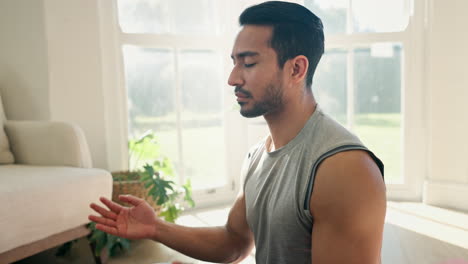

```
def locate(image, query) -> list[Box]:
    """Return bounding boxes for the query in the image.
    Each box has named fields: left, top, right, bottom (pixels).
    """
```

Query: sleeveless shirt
left=242, top=107, right=384, bottom=263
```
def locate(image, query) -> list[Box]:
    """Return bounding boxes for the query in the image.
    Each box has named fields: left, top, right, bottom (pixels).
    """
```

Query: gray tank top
left=242, top=107, right=384, bottom=263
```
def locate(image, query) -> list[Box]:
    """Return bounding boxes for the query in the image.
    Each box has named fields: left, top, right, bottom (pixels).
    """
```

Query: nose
left=228, top=65, right=243, bottom=87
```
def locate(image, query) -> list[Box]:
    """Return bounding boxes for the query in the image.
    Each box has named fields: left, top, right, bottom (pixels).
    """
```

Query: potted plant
left=57, top=131, right=195, bottom=262
left=112, top=130, right=195, bottom=222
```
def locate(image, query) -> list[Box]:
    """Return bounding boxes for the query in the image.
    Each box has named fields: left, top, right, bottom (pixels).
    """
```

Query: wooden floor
left=382, top=223, right=468, bottom=264
left=14, top=203, right=468, bottom=264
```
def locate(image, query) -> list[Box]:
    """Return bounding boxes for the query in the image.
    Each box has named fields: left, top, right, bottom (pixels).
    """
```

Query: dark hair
left=239, top=1, right=324, bottom=89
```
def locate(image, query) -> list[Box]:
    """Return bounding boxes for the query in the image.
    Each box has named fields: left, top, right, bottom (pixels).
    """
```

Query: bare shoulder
left=310, top=150, right=386, bottom=226
left=309, top=150, right=386, bottom=263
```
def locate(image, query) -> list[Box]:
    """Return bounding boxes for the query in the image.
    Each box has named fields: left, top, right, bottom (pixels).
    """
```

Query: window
left=115, top=0, right=240, bottom=205
left=304, top=0, right=426, bottom=200
left=314, top=44, right=403, bottom=182
left=102, top=0, right=425, bottom=203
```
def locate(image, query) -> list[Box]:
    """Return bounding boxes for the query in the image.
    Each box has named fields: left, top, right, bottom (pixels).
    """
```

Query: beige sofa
left=0, top=96, right=112, bottom=263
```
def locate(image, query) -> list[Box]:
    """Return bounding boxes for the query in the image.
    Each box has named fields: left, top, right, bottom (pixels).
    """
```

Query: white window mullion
left=326, top=32, right=406, bottom=49
left=346, top=49, right=355, bottom=130
left=385, top=0, right=426, bottom=200
left=347, top=0, right=353, bottom=34
left=174, top=48, right=185, bottom=185
left=120, top=33, right=225, bottom=50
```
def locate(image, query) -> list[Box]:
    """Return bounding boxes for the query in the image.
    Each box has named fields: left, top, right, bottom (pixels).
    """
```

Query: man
left=89, top=1, right=386, bottom=263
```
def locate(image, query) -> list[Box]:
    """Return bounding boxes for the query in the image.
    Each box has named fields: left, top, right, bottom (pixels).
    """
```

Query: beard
left=237, top=82, right=284, bottom=118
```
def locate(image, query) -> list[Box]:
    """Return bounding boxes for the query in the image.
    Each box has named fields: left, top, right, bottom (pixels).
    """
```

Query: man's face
left=228, top=25, right=285, bottom=118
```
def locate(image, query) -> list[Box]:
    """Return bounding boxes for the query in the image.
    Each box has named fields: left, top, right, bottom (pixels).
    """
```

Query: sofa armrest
left=4, top=121, right=93, bottom=168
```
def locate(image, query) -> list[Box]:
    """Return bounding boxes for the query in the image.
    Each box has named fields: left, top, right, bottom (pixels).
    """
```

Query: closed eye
left=244, top=63, right=256, bottom=68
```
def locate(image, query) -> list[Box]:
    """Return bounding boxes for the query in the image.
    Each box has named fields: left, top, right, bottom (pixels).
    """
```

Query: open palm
left=89, top=195, right=159, bottom=240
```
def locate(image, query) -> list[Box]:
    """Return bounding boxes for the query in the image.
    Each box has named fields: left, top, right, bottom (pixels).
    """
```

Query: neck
left=264, top=91, right=317, bottom=152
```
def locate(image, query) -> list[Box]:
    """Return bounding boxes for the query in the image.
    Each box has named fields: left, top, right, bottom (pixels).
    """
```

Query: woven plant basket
left=112, top=172, right=161, bottom=214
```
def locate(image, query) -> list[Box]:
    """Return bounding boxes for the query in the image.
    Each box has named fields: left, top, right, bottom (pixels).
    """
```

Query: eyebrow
left=230, top=51, right=260, bottom=60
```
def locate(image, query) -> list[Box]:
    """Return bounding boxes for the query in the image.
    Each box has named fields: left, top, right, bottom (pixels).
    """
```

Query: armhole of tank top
left=302, top=145, right=375, bottom=212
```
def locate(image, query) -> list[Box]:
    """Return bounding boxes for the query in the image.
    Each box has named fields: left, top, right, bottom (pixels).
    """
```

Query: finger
left=90, top=203, right=118, bottom=220
left=118, top=194, right=144, bottom=207
left=100, top=197, right=122, bottom=213
left=88, top=215, right=117, bottom=227
left=95, top=223, right=119, bottom=237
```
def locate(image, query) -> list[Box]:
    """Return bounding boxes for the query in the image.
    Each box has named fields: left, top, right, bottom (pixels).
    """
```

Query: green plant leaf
left=119, top=238, right=131, bottom=250
left=110, top=243, right=120, bottom=257
left=143, top=180, right=153, bottom=188
left=159, top=204, right=179, bottom=223
left=153, top=159, right=162, bottom=169
left=143, top=164, right=155, bottom=178
left=93, top=231, right=107, bottom=257
left=134, top=130, right=155, bottom=145
left=161, top=157, right=175, bottom=176
left=140, top=172, right=151, bottom=181
left=105, top=234, right=118, bottom=257
left=125, top=131, right=195, bottom=226
left=183, top=179, right=196, bottom=208
left=89, top=229, right=105, bottom=244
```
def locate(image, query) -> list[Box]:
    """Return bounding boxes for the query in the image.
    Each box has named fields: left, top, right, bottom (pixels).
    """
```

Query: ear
left=289, top=55, right=309, bottom=85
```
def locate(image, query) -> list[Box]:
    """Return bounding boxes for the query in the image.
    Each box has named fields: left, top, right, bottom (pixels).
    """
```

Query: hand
left=89, top=195, right=159, bottom=240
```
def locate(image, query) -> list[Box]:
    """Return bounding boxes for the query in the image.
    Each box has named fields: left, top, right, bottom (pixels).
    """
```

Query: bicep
left=311, top=213, right=385, bottom=264
left=226, top=192, right=254, bottom=253
left=310, top=150, right=386, bottom=264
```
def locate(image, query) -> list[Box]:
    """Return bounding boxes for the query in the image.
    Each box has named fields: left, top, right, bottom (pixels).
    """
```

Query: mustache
left=234, top=86, right=252, bottom=97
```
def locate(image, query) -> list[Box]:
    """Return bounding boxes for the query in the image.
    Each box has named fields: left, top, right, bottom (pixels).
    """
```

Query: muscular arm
left=90, top=192, right=254, bottom=264
left=310, top=150, right=386, bottom=264
left=153, top=193, right=254, bottom=263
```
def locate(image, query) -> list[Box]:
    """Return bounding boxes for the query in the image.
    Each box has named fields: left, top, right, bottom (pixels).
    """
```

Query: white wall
left=424, top=0, right=468, bottom=211
left=0, top=0, right=110, bottom=169
left=43, top=0, right=109, bottom=169
left=0, top=0, right=50, bottom=120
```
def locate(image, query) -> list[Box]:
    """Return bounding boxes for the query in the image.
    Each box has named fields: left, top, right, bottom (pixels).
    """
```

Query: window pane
left=304, top=0, right=348, bottom=35
left=117, top=0, right=169, bottom=34
left=117, top=0, right=218, bottom=34
left=122, top=46, right=181, bottom=174
left=304, top=0, right=410, bottom=34
left=179, top=50, right=225, bottom=189
left=232, top=0, right=268, bottom=18
left=169, top=0, right=218, bottom=34
left=353, top=43, right=403, bottom=182
left=314, top=49, right=347, bottom=125
left=352, top=0, right=410, bottom=33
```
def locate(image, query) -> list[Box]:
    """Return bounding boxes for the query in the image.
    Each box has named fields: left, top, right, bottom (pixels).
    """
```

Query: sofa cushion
left=0, top=165, right=112, bottom=254
left=0, top=95, right=14, bottom=164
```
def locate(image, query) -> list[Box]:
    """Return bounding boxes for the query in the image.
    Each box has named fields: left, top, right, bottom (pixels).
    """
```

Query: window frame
left=300, top=0, right=427, bottom=201
left=99, top=0, right=427, bottom=205
left=100, top=0, right=247, bottom=208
